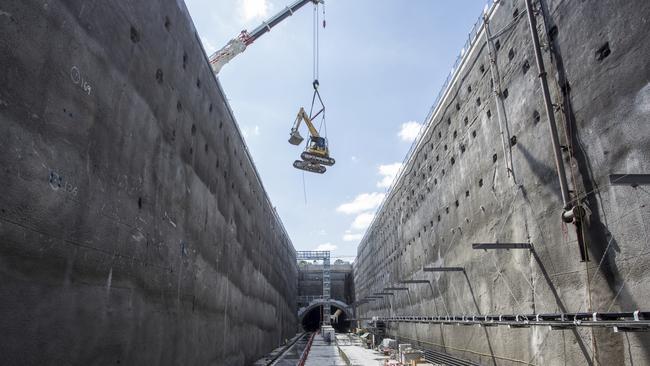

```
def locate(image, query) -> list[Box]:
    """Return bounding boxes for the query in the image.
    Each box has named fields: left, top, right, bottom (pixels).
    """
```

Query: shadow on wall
left=530, top=249, right=594, bottom=365
left=462, top=270, right=498, bottom=366
left=516, top=144, right=562, bottom=202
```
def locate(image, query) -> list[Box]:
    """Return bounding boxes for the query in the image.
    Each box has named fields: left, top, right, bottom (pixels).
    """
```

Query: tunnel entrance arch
left=298, top=299, right=354, bottom=332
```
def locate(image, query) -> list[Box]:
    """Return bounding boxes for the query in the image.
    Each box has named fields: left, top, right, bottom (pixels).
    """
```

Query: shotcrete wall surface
left=0, top=0, right=297, bottom=365
left=354, top=0, right=650, bottom=365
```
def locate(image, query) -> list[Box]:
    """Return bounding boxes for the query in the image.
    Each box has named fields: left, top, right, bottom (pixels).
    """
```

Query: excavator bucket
left=293, top=160, right=326, bottom=174
left=288, top=129, right=304, bottom=145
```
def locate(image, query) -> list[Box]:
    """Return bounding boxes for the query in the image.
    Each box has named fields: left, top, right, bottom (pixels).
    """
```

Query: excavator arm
left=288, top=105, right=335, bottom=172
left=289, top=107, right=320, bottom=145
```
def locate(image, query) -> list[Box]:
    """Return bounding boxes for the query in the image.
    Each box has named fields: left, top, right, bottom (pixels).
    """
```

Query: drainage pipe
left=524, top=0, right=572, bottom=213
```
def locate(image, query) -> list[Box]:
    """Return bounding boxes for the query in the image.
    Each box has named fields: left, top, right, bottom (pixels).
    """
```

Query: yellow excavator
left=289, top=81, right=335, bottom=174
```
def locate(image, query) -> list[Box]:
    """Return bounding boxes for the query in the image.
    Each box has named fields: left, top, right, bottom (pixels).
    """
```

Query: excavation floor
left=304, top=335, right=347, bottom=366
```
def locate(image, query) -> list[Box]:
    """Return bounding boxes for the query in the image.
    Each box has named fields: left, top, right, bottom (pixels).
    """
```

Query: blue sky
left=185, top=0, right=488, bottom=261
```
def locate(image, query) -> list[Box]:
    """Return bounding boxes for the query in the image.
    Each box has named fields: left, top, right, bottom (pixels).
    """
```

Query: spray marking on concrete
left=106, top=267, right=113, bottom=296
left=163, top=211, right=177, bottom=227
left=180, top=240, right=188, bottom=257
left=131, top=231, right=145, bottom=242
left=70, top=66, right=92, bottom=95
left=48, top=170, right=79, bottom=196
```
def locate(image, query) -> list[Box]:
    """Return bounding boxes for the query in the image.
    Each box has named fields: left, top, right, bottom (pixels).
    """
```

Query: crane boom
left=209, top=0, right=323, bottom=74
left=248, top=0, right=322, bottom=43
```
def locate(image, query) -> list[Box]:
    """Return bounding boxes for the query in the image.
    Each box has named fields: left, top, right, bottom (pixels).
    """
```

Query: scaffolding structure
left=296, top=251, right=331, bottom=325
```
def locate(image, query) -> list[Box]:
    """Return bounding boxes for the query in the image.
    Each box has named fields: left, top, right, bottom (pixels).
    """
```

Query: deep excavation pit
left=2, top=0, right=650, bottom=364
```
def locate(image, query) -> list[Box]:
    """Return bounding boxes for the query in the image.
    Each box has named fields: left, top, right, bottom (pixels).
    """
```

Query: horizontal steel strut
left=362, top=311, right=650, bottom=333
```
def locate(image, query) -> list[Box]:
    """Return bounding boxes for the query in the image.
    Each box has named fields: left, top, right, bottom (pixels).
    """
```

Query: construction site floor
left=303, top=334, right=347, bottom=366
left=302, top=333, right=389, bottom=366
left=336, top=334, right=388, bottom=365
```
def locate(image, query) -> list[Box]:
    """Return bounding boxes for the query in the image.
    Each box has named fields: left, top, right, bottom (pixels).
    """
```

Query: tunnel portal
left=300, top=304, right=351, bottom=333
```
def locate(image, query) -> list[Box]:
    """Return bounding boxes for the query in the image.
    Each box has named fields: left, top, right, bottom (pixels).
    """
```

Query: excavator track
left=293, top=160, right=326, bottom=174
left=300, top=152, right=336, bottom=166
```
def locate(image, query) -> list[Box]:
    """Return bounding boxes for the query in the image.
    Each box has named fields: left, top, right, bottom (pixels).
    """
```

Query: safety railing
left=297, top=332, right=316, bottom=366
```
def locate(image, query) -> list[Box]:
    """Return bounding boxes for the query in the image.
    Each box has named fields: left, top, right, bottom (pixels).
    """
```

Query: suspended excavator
left=208, top=0, right=333, bottom=174
left=289, top=81, right=335, bottom=174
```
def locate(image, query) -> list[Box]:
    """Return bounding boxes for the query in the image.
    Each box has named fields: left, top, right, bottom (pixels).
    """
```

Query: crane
left=289, top=81, right=335, bottom=174
left=209, top=0, right=324, bottom=74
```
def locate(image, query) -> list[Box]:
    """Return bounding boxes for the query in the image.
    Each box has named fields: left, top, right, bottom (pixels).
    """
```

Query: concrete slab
left=338, top=346, right=387, bottom=366
left=336, top=334, right=388, bottom=366
left=304, top=334, right=347, bottom=366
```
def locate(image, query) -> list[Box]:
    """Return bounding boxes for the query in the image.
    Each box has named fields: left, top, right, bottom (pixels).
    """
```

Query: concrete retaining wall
left=0, top=0, right=297, bottom=364
left=354, top=0, right=650, bottom=365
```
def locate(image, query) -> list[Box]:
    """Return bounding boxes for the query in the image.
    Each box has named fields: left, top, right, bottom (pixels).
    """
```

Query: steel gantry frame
left=296, top=251, right=331, bottom=325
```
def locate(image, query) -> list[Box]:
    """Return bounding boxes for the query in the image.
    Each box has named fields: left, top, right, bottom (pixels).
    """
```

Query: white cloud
left=336, top=192, right=385, bottom=215
left=377, top=162, right=403, bottom=188
left=239, top=0, right=269, bottom=21
left=351, top=212, right=375, bottom=230
left=343, top=232, right=364, bottom=242
left=398, top=121, right=423, bottom=142
left=315, top=243, right=337, bottom=251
